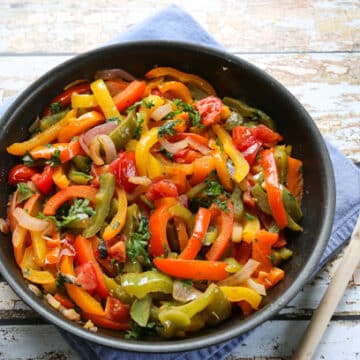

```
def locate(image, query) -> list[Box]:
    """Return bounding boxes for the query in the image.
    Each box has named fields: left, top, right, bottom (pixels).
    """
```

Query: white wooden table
left=0, top=1, right=359, bottom=359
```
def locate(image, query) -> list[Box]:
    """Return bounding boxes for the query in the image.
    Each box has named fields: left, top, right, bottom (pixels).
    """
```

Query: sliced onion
left=159, top=137, right=189, bottom=153
left=151, top=103, right=173, bottom=122
left=173, top=280, right=202, bottom=302
left=0, top=218, right=9, bottom=234
left=231, top=221, right=243, bottom=243
left=13, top=207, right=50, bottom=232
left=187, top=138, right=211, bottom=155
left=178, top=194, right=188, bottom=208
left=89, top=136, right=104, bottom=166
left=245, top=278, right=267, bottom=296
left=60, top=244, right=76, bottom=258
left=80, top=122, right=118, bottom=155
left=94, top=68, right=136, bottom=82
left=217, top=259, right=260, bottom=286
left=128, top=176, right=152, bottom=186
left=97, top=134, right=117, bottom=164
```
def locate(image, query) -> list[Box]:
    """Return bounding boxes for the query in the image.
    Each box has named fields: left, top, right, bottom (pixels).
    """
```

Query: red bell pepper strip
left=74, top=235, right=108, bottom=299
left=42, top=83, right=91, bottom=116
left=145, top=179, right=179, bottom=201
left=194, top=96, right=223, bottom=126
left=8, top=164, right=37, bottom=185
left=153, top=258, right=229, bottom=281
left=112, top=80, right=146, bottom=112
left=31, top=165, right=54, bottom=195
left=43, top=185, right=97, bottom=215
left=149, top=197, right=178, bottom=257
left=82, top=312, right=130, bottom=330
left=260, top=149, right=288, bottom=229
left=54, top=293, right=74, bottom=309
left=252, top=229, right=279, bottom=272
left=104, top=296, right=130, bottom=323
left=179, top=207, right=212, bottom=259
left=205, top=202, right=234, bottom=261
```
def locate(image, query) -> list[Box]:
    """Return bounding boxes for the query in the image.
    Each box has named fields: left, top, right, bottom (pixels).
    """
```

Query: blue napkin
left=2, top=5, right=359, bottom=360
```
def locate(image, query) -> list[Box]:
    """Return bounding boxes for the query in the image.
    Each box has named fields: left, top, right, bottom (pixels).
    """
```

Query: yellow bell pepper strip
left=102, top=187, right=127, bottom=241
left=90, top=79, right=121, bottom=120
left=20, top=246, right=40, bottom=273
left=83, top=173, right=115, bottom=238
left=121, top=271, right=173, bottom=299
left=57, top=111, right=105, bottom=143
left=60, top=255, right=105, bottom=316
left=12, top=193, right=41, bottom=265
left=43, top=185, right=98, bottom=216
left=212, top=124, right=249, bottom=183
left=206, top=202, right=234, bottom=261
left=31, top=230, right=47, bottom=267
left=219, top=286, right=262, bottom=309
left=52, top=165, right=70, bottom=190
left=213, top=143, right=233, bottom=192
left=260, top=149, right=288, bottom=229
left=149, top=197, right=178, bottom=257
left=153, top=258, right=229, bottom=281
left=145, top=67, right=216, bottom=96
left=71, top=93, right=98, bottom=109
left=7, top=109, right=76, bottom=156
left=179, top=207, right=212, bottom=260
left=147, top=153, right=164, bottom=179
left=24, top=268, right=56, bottom=285
left=135, top=127, right=159, bottom=177
left=241, top=213, right=261, bottom=243
left=138, top=95, right=165, bottom=133
left=158, top=81, right=193, bottom=104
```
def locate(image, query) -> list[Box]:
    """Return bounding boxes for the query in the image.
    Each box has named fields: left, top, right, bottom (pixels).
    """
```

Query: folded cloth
left=2, top=4, right=359, bottom=360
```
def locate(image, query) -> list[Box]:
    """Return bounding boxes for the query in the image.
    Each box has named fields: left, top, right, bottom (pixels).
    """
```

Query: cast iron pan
left=0, top=41, right=335, bottom=352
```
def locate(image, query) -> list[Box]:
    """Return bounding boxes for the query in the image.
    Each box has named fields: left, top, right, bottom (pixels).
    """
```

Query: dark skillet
left=0, top=41, right=335, bottom=352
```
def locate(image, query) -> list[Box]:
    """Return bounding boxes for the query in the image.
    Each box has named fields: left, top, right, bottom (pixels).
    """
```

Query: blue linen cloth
left=2, top=4, right=359, bottom=360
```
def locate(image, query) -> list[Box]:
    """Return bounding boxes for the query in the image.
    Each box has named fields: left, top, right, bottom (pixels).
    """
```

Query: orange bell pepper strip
left=287, top=156, right=303, bottom=204
left=57, top=111, right=105, bottom=142
left=102, top=187, right=127, bottom=241
left=59, top=139, right=84, bottom=163
left=261, top=149, right=288, bottom=229
left=60, top=255, right=105, bottom=316
left=112, top=80, right=146, bottom=112
left=52, top=165, right=70, bottom=190
left=190, top=156, right=216, bottom=185
left=252, top=229, right=279, bottom=272
left=255, top=267, right=285, bottom=290
left=82, top=312, right=130, bottom=330
left=31, top=230, right=47, bottom=267
left=158, top=81, right=193, bottom=104
left=43, top=185, right=97, bottom=216
left=45, top=246, right=61, bottom=265
left=149, top=197, right=178, bottom=257
left=74, top=235, right=108, bottom=299
left=30, top=143, right=69, bottom=159
left=7, top=109, right=76, bottom=156
left=153, top=258, right=228, bottom=281
left=206, top=202, right=234, bottom=261
left=145, top=67, right=216, bottom=96
left=179, top=207, right=212, bottom=259
left=54, top=293, right=74, bottom=309
left=173, top=217, right=189, bottom=252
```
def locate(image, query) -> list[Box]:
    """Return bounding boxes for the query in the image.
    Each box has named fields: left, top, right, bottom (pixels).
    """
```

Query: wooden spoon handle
left=294, top=214, right=360, bottom=360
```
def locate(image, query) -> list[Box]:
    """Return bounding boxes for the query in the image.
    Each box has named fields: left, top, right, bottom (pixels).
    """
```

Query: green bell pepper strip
left=71, top=155, right=91, bottom=173
left=224, top=111, right=244, bottom=131
left=231, top=185, right=244, bottom=221
left=274, top=146, right=288, bottom=185
left=109, top=110, right=138, bottom=150
left=186, top=182, right=206, bottom=199
left=39, top=110, right=69, bottom=131
left=158, top=283, right=219, bottom=338
left=202, top=284, right=231, bottom=325
left=83, top=173, right=115, bottom=238
left=121, top=271, right=173, bottom=299
left=103, top=274, right=132, bottom=304
left=169, top=204, right=195, bottom=234
left=130, top=295, right=152, bottom=327
left=282, top=186, right=303, bottom=222
left=251, top=183, right=272, bottom=215
left=222, top=97, right=275, bottom=129
left=68, top=168, right=92, bottom=184
left=122, top=203, right=141, bottom=239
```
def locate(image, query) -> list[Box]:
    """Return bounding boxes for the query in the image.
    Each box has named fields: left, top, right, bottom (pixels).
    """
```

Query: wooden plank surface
left=0, top=0, right=359, bottom=359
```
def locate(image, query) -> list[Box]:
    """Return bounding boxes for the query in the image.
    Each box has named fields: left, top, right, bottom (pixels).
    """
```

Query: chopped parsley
left=135, top=113, right=144, bottom=139
left=126, top=216, right=151, bottom=267
left=204, top=178, right=229, bottom=198
left=159, top=146, right=174, bottom=160
left=48, top=149, right=61, bottom=167
left=56, top=272, right=75, bottom=289
left=124, top=321, right=157, bottom=340
left=50, top=102, right=62, bottom=114
left=16, top=182, right=34, bottom=204
left=39, top=198, right=95, bottom=229
left=244, top=212, right=256, bottom=220
left=158, top=120, right=179, bottom=138
left=126, top=98, right=155, bottom=113
left=169, top=99, right=203, bottom=128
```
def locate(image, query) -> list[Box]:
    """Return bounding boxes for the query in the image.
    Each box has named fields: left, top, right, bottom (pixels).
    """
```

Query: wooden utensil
left=294, top=213, right=360, bottom=359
